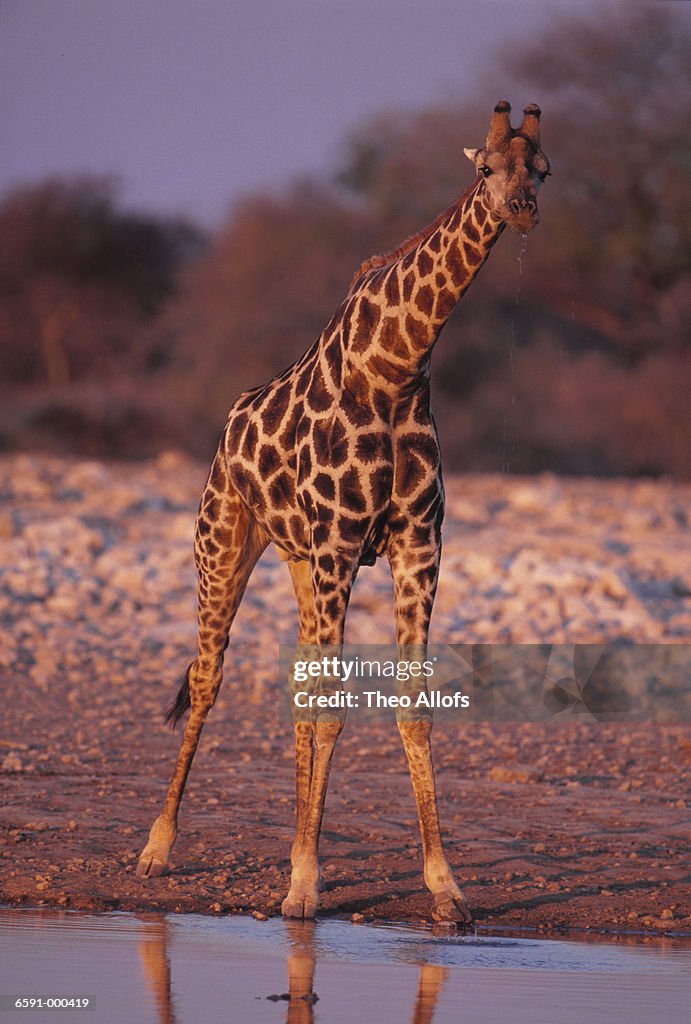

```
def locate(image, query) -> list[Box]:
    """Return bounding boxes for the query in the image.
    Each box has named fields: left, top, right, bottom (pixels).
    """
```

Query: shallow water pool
left=0, top=909, right=688, bottom=1023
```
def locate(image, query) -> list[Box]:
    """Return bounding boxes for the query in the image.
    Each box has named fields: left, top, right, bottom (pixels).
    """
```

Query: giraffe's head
left=464, top=100, right=550, bottom=234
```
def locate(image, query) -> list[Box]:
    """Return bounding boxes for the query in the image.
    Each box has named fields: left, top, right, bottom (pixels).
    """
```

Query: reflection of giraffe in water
left=279, top=932, right=449, bottom=1024
left=136, top=100, right=550, bottom=923
left=136, top=916, right=449, bottom=1024
left=137, top=917, right=176, bottom=1024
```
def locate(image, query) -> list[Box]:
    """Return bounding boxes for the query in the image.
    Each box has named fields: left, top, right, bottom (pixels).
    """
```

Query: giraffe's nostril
left=509, top=196, right=538, bottom=219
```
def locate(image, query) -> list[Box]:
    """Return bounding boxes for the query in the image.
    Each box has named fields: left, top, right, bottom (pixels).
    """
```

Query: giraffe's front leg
left=282, top=720, right=320, bottom=920
left=283, top=561, right=322, bottom=918
left=397, top=716, right=472, bottom=925
left=282, top=716, right=344, bottom=919
left=282, top=553, right=355, bottom=919
left=389, top=521, right=472, bottom=927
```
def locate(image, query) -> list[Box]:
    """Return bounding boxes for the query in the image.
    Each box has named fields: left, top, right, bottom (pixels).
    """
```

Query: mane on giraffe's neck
left=350, top=175, right=484, bottom=288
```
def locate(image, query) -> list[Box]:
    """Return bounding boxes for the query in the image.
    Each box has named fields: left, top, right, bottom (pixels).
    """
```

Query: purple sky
left=1, top=0, right=621, bottom=226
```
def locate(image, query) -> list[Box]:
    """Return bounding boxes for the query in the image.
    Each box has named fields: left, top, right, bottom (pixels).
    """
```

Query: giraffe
left=136, top=100, right=550, bottom=924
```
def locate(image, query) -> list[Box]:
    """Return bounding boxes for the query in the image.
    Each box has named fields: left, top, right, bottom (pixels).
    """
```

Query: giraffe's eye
left=480, top=165, right=493, bottom=178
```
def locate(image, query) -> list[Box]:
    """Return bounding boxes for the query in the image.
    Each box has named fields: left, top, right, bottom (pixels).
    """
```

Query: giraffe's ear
left=463, top=147, right=480, bottom=165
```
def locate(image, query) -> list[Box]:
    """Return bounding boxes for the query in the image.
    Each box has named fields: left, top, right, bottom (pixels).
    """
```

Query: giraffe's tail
left=164, top=664, right=192, bottom=728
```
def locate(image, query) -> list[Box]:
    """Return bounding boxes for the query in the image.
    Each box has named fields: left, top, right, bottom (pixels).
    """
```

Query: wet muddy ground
left=0, top=454, right=689, bottom=935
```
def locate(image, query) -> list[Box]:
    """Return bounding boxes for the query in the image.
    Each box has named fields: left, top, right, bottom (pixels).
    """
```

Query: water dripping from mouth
left=518, top=232, right=528, bottom=276
left=504, top=234, right=529, bottom=475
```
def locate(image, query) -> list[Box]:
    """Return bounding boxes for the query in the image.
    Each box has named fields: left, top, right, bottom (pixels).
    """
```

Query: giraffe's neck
left=345, top=178, right=504, bottom=388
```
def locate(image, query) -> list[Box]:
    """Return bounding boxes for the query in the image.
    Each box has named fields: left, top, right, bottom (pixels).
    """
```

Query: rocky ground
left=0, top=452, right=689, bottom=938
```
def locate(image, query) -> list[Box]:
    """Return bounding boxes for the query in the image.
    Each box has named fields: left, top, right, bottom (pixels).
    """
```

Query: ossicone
left=486, top=100, right=512, bottom=148
left=520, top=104, right=542, bottom=144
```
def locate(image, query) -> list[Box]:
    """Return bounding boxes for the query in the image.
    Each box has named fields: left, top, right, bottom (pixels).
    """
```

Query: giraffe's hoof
left=431, top=891, right=473, bottom=928
left=136, top=854, right=170, bottom=879
left=281, top=893, right=318, bottom=920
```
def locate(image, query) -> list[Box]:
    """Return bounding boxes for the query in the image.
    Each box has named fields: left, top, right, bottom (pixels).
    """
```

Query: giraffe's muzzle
left=506, top=194, right=539, bottom=233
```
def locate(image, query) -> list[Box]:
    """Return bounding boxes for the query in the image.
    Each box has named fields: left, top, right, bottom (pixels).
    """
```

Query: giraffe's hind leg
left=136, top=456, right=267, bottom=878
